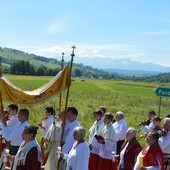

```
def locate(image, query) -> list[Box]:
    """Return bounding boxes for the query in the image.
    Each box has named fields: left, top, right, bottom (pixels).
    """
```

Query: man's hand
left=89, top=144, right=93, bottom=150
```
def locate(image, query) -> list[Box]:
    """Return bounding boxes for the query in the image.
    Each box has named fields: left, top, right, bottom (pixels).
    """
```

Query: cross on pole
left=61, top=52, right=65, bottom=70
left=61, top=52, right=65, bottom=60
left=71, top=45, right=76, bottom=58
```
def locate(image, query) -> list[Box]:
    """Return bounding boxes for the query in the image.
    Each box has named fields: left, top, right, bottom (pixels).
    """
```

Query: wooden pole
left=0, top=56, right=4, bottom=157
left=57, top=46, right=76, bottom=170
left=158, top=97, right=162, bottom=117
left=0, top=92, right=4, bottom=118
left=58, top=52, right=65, bottom=115
left=0, top=56, right=2, bottom=78
left=0, top=56, right=4, bottom=118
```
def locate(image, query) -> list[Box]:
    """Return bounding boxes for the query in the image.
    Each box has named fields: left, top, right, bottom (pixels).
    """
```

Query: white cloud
left=4, top=43, right=170, bottom=67
left=46, top=17, right=71, bottom=34
left=20, top=44, right=143, bottom=61
left=77, top=44, right=137, bottom=51
left=16, top=43, right=137, bottom=58
left=47, top=21, right=60, bottom=34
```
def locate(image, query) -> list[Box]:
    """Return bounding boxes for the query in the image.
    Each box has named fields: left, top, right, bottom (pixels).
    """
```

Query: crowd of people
left=0, top=104, right=169, bottom=170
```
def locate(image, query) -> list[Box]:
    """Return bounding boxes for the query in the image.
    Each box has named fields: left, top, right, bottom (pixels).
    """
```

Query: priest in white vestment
left=44, top=121, right=61, bottom=170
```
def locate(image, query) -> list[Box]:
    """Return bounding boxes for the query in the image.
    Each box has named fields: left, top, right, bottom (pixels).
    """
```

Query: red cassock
left=98, top=157, right=118, bottom=170
left=16, top=147, right=41, bottom=170
left=88, top=153, right=99, bottom=170
left=120, top=138, right=142, bottom=170
left=142, top=143, right=164, bottom=170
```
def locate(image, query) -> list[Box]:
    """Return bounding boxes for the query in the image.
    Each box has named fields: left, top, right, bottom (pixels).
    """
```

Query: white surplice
left=64, top=141, right=90, bottom=170
left=98, top=123, right=118, bottom=159
left=89, top=119, right=105, bottom=154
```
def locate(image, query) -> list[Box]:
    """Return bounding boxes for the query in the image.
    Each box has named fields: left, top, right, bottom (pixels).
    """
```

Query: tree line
left=9, top=60, right=60, bottom=76
left=2, top=59, right=170, bottom=83
left=72, top=67, right=170, bottom=83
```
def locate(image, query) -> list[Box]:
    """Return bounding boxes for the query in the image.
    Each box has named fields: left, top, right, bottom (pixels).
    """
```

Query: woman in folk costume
left=134, top=132, right=164, bottom=170
left=38, top=106, right=55, bottom=165
left=118, top=127, right=142, bottom=170
left=88, top=109, right=105, bottom=170
left=9, top=126, right=42, bottom=170
left=97, top=113, right=118, bottom=170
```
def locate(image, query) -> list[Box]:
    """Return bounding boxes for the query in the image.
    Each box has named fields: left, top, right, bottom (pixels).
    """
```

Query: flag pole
left=58, top=52, right=65, bottom=116
left=57, top=45, right=76, bottom=170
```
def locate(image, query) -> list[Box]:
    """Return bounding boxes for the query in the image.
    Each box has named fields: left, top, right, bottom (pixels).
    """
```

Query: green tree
left=74, top=68, right=82, bottom=77
left=36, top=66, right=45, bottom=76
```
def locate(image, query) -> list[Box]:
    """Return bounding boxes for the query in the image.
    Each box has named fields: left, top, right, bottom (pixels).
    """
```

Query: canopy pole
left=0, top=91, right=4, bottom=157
left=0, top=56, right=4, bottom=118
left=57, top=45, right=76, bottom=170
left=0, top=56, right=2, bottom=78
left=0, top=92, right=4, bottom=118
left=58, top=52, right=65, bottom=116
left=0, top=56, right=4, bottom=157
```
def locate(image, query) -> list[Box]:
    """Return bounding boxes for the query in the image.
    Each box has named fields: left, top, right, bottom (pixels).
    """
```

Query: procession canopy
left=0, top=66, right=71, bottom=104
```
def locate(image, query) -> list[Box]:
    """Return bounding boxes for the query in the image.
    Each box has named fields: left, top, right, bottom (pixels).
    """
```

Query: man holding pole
left=59, top=107, right=80, bottom=170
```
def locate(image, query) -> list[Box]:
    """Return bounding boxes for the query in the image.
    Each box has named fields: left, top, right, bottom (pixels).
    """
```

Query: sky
left=0, top=0, right=170, bottom=66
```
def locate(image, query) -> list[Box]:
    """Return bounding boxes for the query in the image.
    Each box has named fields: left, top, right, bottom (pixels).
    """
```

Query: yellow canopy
left=0, top=66, right=70, bottom=104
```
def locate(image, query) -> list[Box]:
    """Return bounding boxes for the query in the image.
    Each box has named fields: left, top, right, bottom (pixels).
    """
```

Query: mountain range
left=72, top=57, right=170, bottom=75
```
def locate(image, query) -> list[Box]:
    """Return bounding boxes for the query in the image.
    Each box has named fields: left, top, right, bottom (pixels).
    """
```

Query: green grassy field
left=2, top=75, right=170, bottom=145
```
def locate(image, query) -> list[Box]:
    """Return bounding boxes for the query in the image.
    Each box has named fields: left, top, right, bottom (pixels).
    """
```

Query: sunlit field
left=3, top=74, right=170, bottom=145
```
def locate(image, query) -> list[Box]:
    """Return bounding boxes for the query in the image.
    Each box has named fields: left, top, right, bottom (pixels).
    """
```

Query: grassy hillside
left=2, top=75, right=170, bottom=145
left=0, top=47, right=60, bottom=69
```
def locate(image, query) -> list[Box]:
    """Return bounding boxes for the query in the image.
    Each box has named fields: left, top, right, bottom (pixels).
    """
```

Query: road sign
left=154, top=86, right=170, bottom=97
